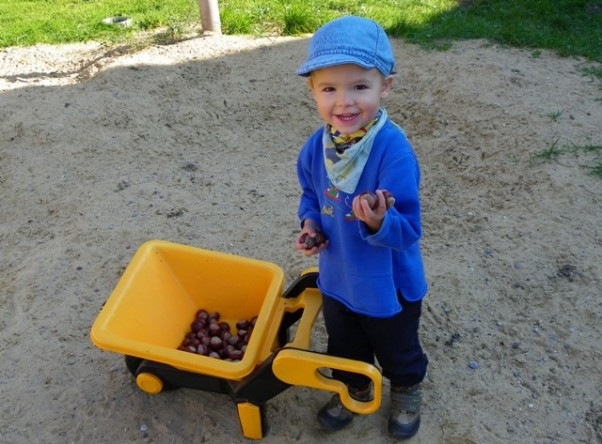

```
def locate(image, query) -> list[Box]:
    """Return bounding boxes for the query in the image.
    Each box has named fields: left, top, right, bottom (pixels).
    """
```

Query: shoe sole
left=388, top=417, right=420, bottom=440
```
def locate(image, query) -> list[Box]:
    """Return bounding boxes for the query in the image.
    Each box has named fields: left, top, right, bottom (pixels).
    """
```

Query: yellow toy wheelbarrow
left=91, top=240, right=382, bottom=439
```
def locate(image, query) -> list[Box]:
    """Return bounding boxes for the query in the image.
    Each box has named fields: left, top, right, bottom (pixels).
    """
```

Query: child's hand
left=352, top=189, right=388, bottom=233
left=295, top=219, right=328, bottom=256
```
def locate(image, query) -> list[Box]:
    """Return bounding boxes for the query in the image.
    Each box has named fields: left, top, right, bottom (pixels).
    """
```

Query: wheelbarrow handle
left=272, top=348, right=382, bottom=414
left=281, top=268, right=318, bottom=299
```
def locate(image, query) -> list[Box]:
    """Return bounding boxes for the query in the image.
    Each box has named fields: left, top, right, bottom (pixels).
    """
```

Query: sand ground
left=1, top=33, right=601, bottom=443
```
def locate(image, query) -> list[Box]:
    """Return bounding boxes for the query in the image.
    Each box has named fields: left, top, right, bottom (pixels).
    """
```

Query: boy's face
left=308, top=64, right=393, bottom=135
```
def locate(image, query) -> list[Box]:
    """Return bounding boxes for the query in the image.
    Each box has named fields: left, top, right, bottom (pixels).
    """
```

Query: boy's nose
left=336, top=91, right=354, bottom=106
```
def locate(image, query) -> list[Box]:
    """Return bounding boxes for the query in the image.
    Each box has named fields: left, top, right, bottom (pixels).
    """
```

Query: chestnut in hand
left=360, top=190, right=395, bottom=209
left=304, top=231, right=327, bottom=249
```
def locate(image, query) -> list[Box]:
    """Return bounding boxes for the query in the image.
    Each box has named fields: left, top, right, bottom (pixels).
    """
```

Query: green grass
left=532, top=138, right=564, bottom=162
left=531, top=141, right=602, bottom=179
left=547, top=110, right=565, bottom=122
left=189, top=1, right=602, bottom=63
left=1, top=0, right=601, bottom=64
left=0, top=0, right=199, bottom=47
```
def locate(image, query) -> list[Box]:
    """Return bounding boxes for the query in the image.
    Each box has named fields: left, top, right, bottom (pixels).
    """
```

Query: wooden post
left=199, top=0, right=222, bottom=34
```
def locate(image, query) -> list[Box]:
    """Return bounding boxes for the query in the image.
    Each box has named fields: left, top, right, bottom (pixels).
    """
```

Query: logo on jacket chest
left=323, top=185, right=358, bottom=221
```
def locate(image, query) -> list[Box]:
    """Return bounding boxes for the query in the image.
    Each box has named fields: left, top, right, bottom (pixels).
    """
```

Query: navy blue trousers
left=321, top=294, right=428, bottom=390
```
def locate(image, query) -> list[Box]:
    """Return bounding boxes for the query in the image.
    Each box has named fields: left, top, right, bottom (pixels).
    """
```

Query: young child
left=294, top=16, right=429, bottom=440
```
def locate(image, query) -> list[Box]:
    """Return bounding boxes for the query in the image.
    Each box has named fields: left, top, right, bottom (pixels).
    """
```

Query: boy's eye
left=322, top=86, right=335, bottom=92
left=355, top=84, right=369, bottom=90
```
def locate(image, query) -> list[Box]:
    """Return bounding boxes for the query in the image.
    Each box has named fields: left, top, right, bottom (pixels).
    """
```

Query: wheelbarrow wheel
left=125, top=355, right=164, bottom=393
left=124, top=355, right=178, bottom=392
left=136, top=372, right=165, bottom=394
left=125, top=355, right=143, bottom=376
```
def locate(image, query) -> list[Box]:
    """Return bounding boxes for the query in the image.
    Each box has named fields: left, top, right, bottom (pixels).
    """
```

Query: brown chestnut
left=304, top=231, right=326, bottom=249
left=216, top=348, right=226, bottom=359
left=224, top=344, right=236, bottom=358
left=383, top=190, right=395, bottom=208
left=360, top=192, right=378, bottom=209
left=236, top=319, right=250, bottom=330
left=190, top=320, right=204, bottom=332
left=360, top=191, right=395, bottom=210
left=196, top=309, right=209, bottom=320
left=208, top=323, right=221, bottom=336
left=209, top=336, right=223, bottom=350
left=227, top=335, right=242, bottom=347
left=229, top=349, right=244, bottom=361
left=218, top=322, right=230, bottom=332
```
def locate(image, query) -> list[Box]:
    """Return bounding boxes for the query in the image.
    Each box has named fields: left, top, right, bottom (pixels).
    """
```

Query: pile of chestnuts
left=177, top=309, right=257, bottom=361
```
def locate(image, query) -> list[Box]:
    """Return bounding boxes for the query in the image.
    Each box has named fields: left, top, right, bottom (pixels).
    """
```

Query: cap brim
left=296, top=55, right=376, bottom=77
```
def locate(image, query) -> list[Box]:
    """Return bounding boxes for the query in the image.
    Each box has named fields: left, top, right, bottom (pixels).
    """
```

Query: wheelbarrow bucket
left=91, top=240, right=285, bottom=381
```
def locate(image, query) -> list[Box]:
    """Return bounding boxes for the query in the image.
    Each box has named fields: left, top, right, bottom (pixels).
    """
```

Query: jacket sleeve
left=359, top=152, right=422, bottom=251
left=296, top=137, right=323, bottom=227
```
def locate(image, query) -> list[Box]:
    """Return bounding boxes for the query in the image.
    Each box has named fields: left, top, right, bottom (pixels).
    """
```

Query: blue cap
left=296, top=16, right=395, bottom=77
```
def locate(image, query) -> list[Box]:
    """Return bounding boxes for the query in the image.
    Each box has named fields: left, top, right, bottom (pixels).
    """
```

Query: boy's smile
left=308, top=64, right=393, bottom=135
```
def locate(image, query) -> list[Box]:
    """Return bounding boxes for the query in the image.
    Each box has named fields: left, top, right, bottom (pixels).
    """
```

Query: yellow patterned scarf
left=323, top=108, right=387, bottom=194
left=326, top=111, right=381, bottom=159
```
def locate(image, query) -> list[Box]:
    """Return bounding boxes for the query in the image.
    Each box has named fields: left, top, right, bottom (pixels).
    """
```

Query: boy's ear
left=306, top=77, right=314, bottom=92
left=306, top=77, right=318, bottom=101
left=380, top=75, right=394, bottom=99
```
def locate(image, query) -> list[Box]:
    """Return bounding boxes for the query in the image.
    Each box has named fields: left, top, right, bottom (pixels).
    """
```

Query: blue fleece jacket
left=297, top=118, right=427, bottom=317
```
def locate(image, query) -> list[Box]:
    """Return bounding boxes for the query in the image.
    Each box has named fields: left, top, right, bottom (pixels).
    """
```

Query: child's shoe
left=317, top=385, right=372, bottom=431
left=387, top=384, right=422, bottom=440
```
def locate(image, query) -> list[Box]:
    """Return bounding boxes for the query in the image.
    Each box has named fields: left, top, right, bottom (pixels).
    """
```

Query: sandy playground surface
left=1, top=32, right=601, bottom=443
